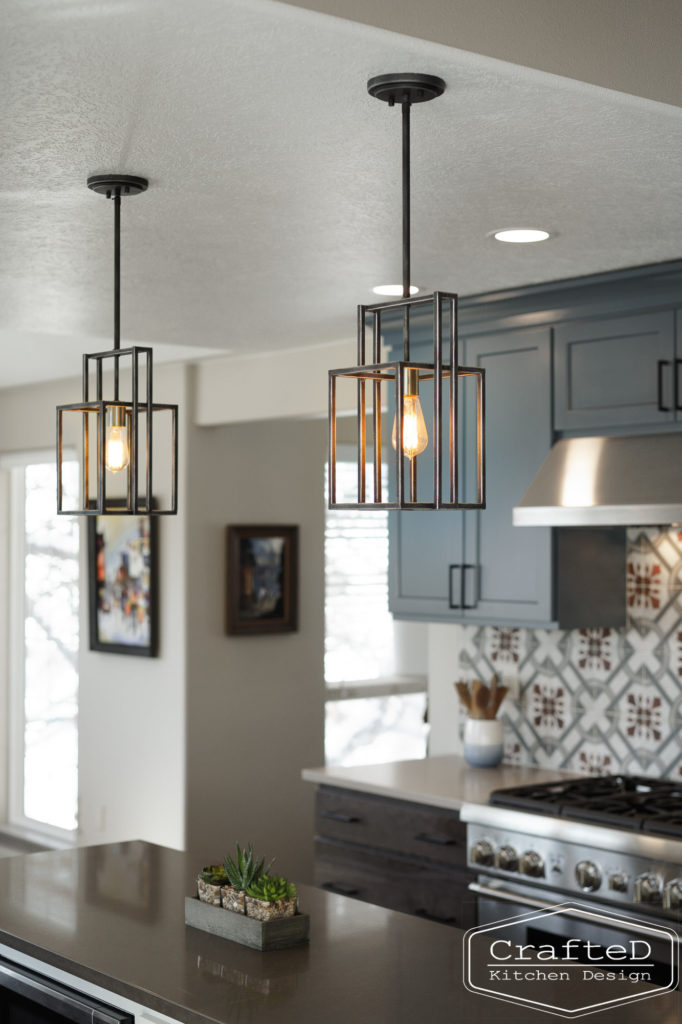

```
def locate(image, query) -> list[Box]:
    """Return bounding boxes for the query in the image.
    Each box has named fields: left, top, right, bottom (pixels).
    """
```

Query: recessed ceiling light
left=372, top=284, right=420, bottom=296
left=492, top=228, right=551, bottom=244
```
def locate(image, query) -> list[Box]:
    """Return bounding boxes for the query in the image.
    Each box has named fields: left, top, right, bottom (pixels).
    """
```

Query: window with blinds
left=324, top=459, right=427, bottom=765
left=324, top=461, right=394, bottom=686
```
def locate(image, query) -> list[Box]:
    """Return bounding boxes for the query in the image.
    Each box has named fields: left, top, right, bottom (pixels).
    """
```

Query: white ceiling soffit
left=2, top=0, right=682, bottom=389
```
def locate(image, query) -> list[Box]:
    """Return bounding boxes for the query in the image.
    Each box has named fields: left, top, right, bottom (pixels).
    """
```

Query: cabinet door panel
left=390, top=510, right=463, bottom=615
left=554, top=312, right=675, bottom=429
left=463, top=328, right=553, bottom=624
left=388, top=369, right=464, bottom=617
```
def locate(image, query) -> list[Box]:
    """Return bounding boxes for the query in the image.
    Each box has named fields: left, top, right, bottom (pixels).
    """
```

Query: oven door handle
left=469, top=882, right=682, bottom=942
left=469, top=881, right=552, bottom=912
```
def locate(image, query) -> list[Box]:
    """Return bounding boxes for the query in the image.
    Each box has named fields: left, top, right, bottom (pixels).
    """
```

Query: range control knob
left=663, top=879, right=682, bottom=910
left=608, top=872, right=628, bottom=893
left=519, top=851, right=545, bottom=878
left=496, top=845, right=519, bottom=872
left=470, top=840, right=494, bottom=866
left=634, top=873, right=663, bottom=904
left=575, top=860, right=601, bottom=892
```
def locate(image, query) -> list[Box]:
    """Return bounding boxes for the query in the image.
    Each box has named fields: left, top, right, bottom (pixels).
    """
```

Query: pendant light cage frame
left=57, top=346, right=178, bottom=516
left=327, top=72, right=486, bottom=512
left=328, top=290, right=485, bottom=510
left=57, top=174, right=178, bottom=516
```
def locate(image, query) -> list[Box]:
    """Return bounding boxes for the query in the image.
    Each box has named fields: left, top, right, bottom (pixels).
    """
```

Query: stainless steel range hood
left=514, top=433, right=682, bottom=526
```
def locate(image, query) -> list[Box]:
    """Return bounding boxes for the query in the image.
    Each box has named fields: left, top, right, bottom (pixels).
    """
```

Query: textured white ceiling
left=2, top=0, right=682, bottom=388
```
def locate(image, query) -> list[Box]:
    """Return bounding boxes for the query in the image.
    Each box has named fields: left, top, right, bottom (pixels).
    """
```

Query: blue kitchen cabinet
left=388, top=326, right=553, bottom=625
left=554, top=311, right=676, bottom=431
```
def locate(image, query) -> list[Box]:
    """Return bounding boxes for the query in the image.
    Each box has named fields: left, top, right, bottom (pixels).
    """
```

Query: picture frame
left=226, top=525, right=298, bottom=635
left=88, top=502, right=158, bottom=656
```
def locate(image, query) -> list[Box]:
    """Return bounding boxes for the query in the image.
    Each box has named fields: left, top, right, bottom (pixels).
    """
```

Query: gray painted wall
left=184, top=415, right=326, bottom=882
left=0, top=371, right=326, bottom=877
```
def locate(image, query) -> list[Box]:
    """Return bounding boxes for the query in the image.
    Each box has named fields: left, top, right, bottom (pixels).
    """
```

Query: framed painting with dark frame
left=88, top=502, right=158, bottom=656
left=226, top=525, right=298, bottom=635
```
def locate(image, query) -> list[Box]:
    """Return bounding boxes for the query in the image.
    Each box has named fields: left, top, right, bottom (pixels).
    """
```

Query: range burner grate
left=489, top=775, right=682, bottom=837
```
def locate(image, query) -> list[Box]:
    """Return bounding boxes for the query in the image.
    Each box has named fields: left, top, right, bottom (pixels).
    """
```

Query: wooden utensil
left=454, top=677, right=508, bottom=719
left=471, top=679, right=491, bottom=719
left=454, top=682, right=471, bottom=710
left=489, top=684, right=509, bottom=719
left=489, top=673, right=499, bottom=712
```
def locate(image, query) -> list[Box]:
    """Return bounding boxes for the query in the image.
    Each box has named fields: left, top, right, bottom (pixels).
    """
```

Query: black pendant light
left=328, top=74, right=485, bottom=510
left=57, top=175, right=178, bottom=515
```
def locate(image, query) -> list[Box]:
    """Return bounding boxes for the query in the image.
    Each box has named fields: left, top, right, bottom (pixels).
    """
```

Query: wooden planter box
left=185, top=896, right=309, bottom=951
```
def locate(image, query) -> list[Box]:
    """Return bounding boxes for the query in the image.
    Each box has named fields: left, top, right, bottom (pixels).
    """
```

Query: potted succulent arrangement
left=246, top=874, right=297, bottom=921
left=221, top=842, right=273, bottom=914
left=196, top=864, right=228, bottom=906
left=188, top=841, right=308, bottom=951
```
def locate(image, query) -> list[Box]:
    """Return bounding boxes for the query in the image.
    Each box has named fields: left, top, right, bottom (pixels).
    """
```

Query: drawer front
left=315, top=787, right=466, bottom=868
left=313, top=838, right=475, bottom=929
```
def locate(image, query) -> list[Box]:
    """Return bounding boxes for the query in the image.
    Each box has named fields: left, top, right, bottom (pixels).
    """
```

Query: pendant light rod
left=367, top=74, right=445, bottom=299
left=87, top=174, right=149, bottom=399
left=114, top=189, right=121, bottom=400
left=402, top=99, right=410, bottom=299
left=114, top=188, right=121, bottom=352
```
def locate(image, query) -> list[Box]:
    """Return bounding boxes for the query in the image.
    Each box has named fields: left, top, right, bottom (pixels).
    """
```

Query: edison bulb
left=391, top=370, right=428, bottom=459
left=105, top=408, right=129, bottom=473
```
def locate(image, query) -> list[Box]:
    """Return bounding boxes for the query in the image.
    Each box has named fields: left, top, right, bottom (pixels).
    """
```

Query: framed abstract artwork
left=88, top=504, right=158, bottom=656
left=226, top=525, right=298, bottom=635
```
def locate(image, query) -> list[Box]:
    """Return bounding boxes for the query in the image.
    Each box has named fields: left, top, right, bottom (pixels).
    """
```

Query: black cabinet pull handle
left=413, top=832, right=457, bottom=847
left=675, top=359, right=682, bottom=411
left=462, top=563, right=478, bottom=609
left=658, top=359, right=671, bottom=411
left=414, top=908, right=457, bottom=925
left=321, top=882, right=359, bottom=896
left=448, top=564, right=461, bottom=609
left=320, top=811, right=360, bottom=824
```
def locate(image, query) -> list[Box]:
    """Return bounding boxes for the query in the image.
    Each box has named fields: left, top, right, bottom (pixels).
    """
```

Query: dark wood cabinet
left=312, top=786, right=476, bottom=929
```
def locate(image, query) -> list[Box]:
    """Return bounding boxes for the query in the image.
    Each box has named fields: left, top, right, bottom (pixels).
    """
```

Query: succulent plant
left=223, top=843, right=273, bottom=891
left=200, top=864, right=228, bottom=886
left=246, top=874, right=297, bottom=903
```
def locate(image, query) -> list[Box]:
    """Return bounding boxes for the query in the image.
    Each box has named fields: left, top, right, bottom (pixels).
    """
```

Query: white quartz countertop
left=302, top=754, right=576, bottom=811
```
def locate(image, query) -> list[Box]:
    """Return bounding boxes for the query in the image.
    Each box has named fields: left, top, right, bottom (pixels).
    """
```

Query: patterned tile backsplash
left=455, top=527, right=682, bottom=779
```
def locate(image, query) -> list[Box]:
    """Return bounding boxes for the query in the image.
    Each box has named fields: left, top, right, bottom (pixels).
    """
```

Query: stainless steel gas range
left=461, top=776, right=682, bottom=936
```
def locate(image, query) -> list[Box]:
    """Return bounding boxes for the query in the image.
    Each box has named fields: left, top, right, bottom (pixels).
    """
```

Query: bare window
left=6, top=456, right=79, bottom=836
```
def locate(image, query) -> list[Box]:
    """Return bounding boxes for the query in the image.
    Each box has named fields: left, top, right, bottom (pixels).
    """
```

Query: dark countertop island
left=0, top=841, right=677, bottom=1024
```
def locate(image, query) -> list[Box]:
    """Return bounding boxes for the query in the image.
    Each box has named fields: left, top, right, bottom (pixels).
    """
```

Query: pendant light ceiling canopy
left=328, top=74, right=486, bottom=511
left=57, top=175, right=178, bottom=516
